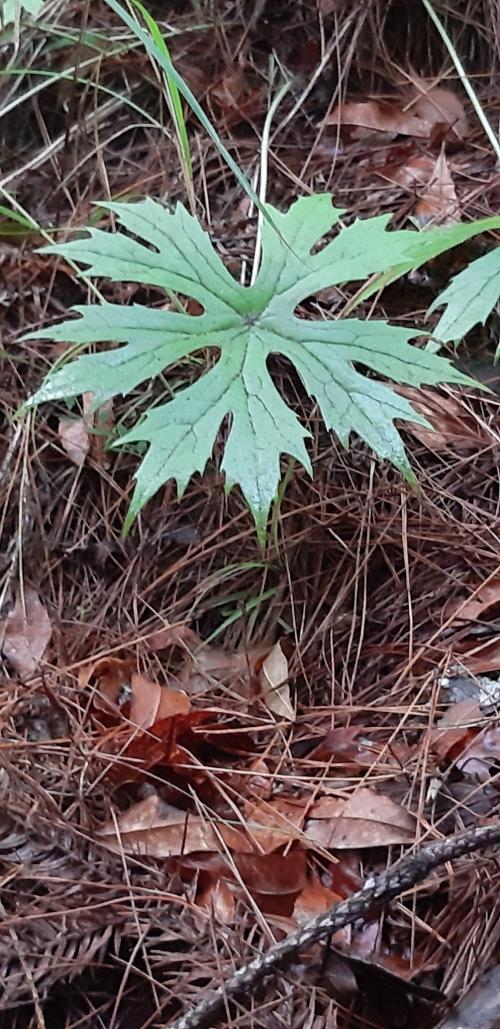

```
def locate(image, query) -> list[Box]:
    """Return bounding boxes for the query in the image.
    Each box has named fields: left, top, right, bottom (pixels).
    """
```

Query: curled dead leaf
left=0, top=587, right=52, bottom=677
left=258, top=640, right=295, bottom=721
left=196, top=878, right=236, bottom=925
left=58, top=417, right=89, bottom=467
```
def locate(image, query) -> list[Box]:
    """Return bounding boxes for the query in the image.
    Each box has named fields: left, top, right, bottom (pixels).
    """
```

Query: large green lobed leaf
left=26, top=195, right=500, bottom=540
left=429, top=246, right=500, bottom=347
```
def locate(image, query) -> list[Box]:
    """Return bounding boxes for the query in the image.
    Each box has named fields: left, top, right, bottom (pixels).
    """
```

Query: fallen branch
left=168, top=821, right=500, bottom=1029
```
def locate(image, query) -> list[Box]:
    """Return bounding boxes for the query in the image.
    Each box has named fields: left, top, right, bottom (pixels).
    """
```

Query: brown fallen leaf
left=325, top=99, right=433, bottom=140
left=428, top=698, right=480, bottom=765
left=409, top=79, right=468, bottom=140
left=145, top=622, right=198, bottom=652
left=129, top=672, right=191, bottom=729
left=397, top=386, right=489, bottom=453
left=58, top=417, right=89, bottom=467
left=234, top=850, right=308, bottom=895
left=413, top=150, right=460, bottom=227
left=181, top=644, right=254, bottom=696
left=455, top=725, right=500, bottom=779
left=79, top=657, right=135, bottom=712
left=451, top=638, right=500, bottom=675
left=196, top=877, right=236, bottom=925
left=258, top=639, right=295, bottom=720
left=244, top=797, right=307, bottom=849
left=0, top=587, right=52, bottom=676
left=293, top=880, right=342, bottom=923
left=98, top=794, right=252, bottom=857
left=80, top=659, right=190, bottom=728
left=304, top=788, right=416, bottom=849
left=445, top=575, right=500, bottom=623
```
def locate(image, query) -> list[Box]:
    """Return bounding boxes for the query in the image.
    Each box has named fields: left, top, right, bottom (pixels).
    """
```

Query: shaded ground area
left=1, top=1, right=500, bottom=1026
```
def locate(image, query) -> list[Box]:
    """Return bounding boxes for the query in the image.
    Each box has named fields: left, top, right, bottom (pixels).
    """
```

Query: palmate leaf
left=26, top=195, right=500, bottom=540
left=429, top=246, right=500, bottom=348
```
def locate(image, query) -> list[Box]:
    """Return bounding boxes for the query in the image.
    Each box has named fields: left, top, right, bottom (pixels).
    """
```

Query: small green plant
left=429, top=247, right=500, bottom=349
left=26, top=196, right=500, bottom=542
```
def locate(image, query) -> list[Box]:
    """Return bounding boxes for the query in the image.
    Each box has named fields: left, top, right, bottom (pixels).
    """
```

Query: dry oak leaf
left=304, top=788, right=416, bottom=849
left=98, top=795, right=252, bottom=857
left=0, top=587, right=52, bottom=676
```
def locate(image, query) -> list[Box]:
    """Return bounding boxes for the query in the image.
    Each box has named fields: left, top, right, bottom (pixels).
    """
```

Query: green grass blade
left=129, top=0, right=192, bottom=183
left=104, top=0, right=278, bottom=230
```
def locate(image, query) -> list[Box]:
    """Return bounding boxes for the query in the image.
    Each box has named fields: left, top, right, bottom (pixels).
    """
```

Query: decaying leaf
left=79, top=657, right=134, bottom=711
left=429, top=698, right=480, bottom=765
left=293, top=880, right=342, bottom=923
left=446, top=575, right=500, bottom=623
left=196, top=878, right=236, bottom=924
left=181, top=644, right=252, bottom=696
left=325, top=100, right=434, bottom=140
left=413, top=150, right=460, bottom=227
left=304, top=788, right=416, bottom=848
left=0, top=587, right=52, bottom=676
left=128, top=673, right=190, bottom=728
left=58, top=416, right=89, bottom=467
left=258, top=639, right=295, bottom=720
left=235, top=850, right=308, bottom=895
left=409, top=80, right=468, bottom=139
left=98, top=794, right=251, bottom=857
left=398, top=386, right=490, bottom=454
left=80, top=658, right=190, bottom=728
left=326, top=83, right=467, bottom=143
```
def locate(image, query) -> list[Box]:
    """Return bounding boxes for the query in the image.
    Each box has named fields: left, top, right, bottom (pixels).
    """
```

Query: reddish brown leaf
left=429, top=699, right=480, bottom=765
left=196, top=878, right=236, bottom=924
left=105, top=713, right=210, bottom=782
left=308, top=727, right=411, bottom=770
left=293, top=880, right=341, bottom=923
left=80, top=657, right=135, bottom=712
left=450, top=638, right=500, bottom=675
left=304, top=789, right=416, bottom=848
left=244, top=797, right=307, bottom=850
left=454, top=726, right=500, bottom=779
left=98, top=795, right=252, bottom=857
left=145, top=623, right=198, bottom=652
left=234, top=851, right=307, bottom=895
left=129, top=672, right=190, bottom=729
left=446, top=576, right=500, bottom=623
left=0, top=587, right=52, bottom=676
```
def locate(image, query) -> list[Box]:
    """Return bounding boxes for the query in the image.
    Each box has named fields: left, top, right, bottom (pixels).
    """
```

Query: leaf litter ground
left=1, top=2, right=500, bottom=1027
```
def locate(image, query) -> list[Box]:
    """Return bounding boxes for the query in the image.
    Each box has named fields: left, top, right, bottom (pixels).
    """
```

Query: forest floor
left=1, top=1, right=500, bottom=1027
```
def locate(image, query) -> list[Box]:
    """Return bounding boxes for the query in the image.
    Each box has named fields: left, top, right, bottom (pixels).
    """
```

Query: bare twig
left=168, top=822, right=500, bottom=1029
